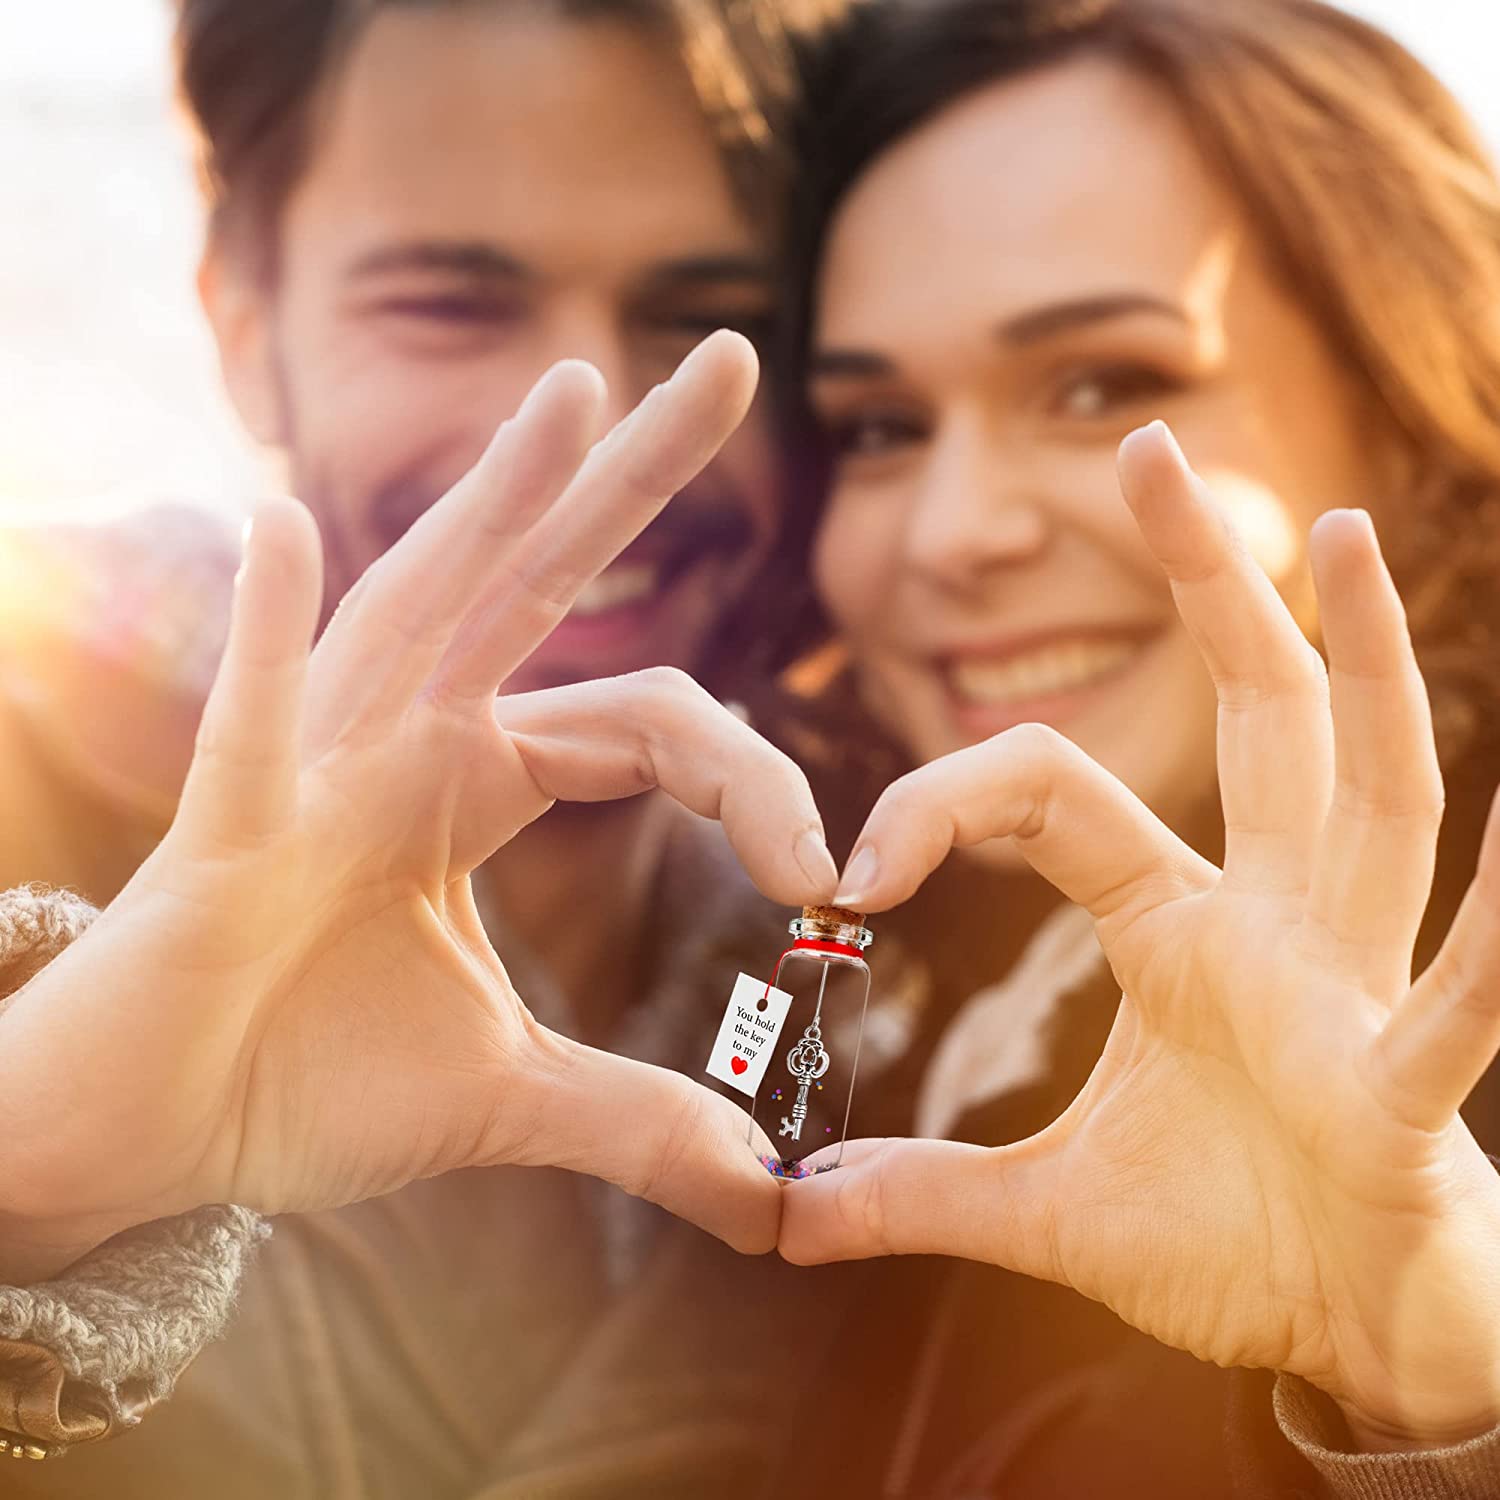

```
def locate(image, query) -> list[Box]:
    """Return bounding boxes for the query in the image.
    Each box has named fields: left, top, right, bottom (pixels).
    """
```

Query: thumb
left=776, top=1136, right=1061, bottom=1275
left=499, top=1029, right=786, bottom=1255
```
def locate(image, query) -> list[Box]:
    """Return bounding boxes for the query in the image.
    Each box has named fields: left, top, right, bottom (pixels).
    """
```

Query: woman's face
left=810, top=56, right=1389, bottom=838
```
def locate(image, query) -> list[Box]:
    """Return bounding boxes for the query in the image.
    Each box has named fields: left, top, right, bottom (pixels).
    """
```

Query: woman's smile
left=937, top=625, right=1163, bottom=737
left=811, top=55, right=1384, bottom=830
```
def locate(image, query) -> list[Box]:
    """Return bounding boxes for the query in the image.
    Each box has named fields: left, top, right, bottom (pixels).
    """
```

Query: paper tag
left=705, top=972, right=793, bottom=1098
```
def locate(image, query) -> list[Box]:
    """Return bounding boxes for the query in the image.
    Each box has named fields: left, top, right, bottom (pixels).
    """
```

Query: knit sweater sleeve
left=1273, top=1375, right=1500, bottom=1498
left=0, top=886, right=270, bottom=1462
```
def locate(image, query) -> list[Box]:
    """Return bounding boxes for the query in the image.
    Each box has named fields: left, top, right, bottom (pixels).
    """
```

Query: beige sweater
left=0, top=884, right=1497, bottom=1498
left=0, top=887, right=266, bottom=1458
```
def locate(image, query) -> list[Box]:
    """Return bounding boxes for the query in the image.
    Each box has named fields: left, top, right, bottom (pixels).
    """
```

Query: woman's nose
left=902, top=421, right=1050, bottom=591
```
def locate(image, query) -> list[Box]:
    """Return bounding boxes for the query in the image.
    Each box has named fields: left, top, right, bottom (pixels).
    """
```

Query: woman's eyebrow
left=810, top=293, right=1190, bottom=381
left=997, top=293, right=1189, bottom=345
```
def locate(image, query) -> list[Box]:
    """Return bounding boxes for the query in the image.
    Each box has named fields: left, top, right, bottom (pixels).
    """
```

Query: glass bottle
left=747, top=903, right=873, bottom=1176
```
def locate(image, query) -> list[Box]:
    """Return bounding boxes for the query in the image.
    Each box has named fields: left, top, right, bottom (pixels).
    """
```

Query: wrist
left=0, top=1125, right=189, bottom=1284
left=0, top=1207, right=137, bottom=1285
left=1337, top=1397, right=1500, bottom=1455
left=0, top=1236, right=102, bottom=1286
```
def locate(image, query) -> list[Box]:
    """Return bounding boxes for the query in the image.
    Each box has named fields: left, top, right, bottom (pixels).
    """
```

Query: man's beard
left=295, top=461, right=760, bottom=679
left=270, top=338, right=764, bottom=681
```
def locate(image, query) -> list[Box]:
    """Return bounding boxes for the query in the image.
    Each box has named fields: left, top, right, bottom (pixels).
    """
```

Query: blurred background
left=1, top=0, right=1496, bottom=521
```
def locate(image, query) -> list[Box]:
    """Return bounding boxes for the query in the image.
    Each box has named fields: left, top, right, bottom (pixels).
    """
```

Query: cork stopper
left=802, top=903, right=867, bottom=930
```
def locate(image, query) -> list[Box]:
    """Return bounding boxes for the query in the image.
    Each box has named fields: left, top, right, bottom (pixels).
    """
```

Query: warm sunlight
left=0, top=0, right=1494, bottom=521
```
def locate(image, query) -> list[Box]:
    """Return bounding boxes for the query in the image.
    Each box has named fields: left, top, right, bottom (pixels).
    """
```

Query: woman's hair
left=763, top=0, right=1500, bottom=774
left=173, top=0, right=848, bottom=284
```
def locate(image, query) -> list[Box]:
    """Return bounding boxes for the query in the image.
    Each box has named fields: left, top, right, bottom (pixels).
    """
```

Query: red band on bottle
left=760, top=938, right=864, bottom=1004
left=791, top=937, right=863, bottom=959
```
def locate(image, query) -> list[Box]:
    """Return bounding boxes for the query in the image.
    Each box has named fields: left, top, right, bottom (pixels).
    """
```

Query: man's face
left=211, top=6, right=779, bottom=693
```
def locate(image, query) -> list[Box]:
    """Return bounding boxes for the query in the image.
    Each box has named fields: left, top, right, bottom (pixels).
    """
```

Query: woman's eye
left=825, top=411, right=928, bottom=459
left=1054, top=364, right=1184, bottom=420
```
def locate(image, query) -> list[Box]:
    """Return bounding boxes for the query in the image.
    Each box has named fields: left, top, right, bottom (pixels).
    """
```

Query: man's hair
left=174, top=0, right=849, bottom=283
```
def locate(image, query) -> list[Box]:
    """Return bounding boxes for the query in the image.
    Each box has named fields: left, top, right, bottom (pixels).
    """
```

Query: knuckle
left=625, top=667, right=715, bottom=763
left=619, top=454, right=672, bottom=508
left=999, top=720, right=1071, bottom=764
left=193, top=716, right=277, bottom=775
left=1299, top=644, right=1332, bottom=692
left=869, top=773, right=927, bottom=825
left=997, top=724, right=1080, bottom=822
left=1288, top=645, right=1332, bottom=701
left=612, top=418, right=680, bottom=506
left=630, top=1080, right=705, bottom=1205
left=1332, top=779, right=1445, bottom=826
left=496, top=555, right=562, bottom=613
left=1218, top=647, right=1328, bottom=710
left=856, top=1145, right=897, bottom=1257
left=1434, top=946, right=1489, bottom=1021
left=1215, top=677, right=1277, bottom=711
left=629, top=664, right=706, bottom=715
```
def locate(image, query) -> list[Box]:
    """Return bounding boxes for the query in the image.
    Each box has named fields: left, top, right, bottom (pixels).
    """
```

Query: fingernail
left=794, top=828, right=838, bottom=894
left=671, top=331, right=721, bottom=383
left=517, top=359, right=600, bottom=426
left=520, top=360, right=568, bottom=411
left=1150, top=420, right=1188, bottom=468
left=835, top=845, right=879, bottom=907
left=235, top=514, right=255, bottom=587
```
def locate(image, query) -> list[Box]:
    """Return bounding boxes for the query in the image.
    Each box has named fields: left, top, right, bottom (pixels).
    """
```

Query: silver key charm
left=779, top=1019, right=831, bottom=1141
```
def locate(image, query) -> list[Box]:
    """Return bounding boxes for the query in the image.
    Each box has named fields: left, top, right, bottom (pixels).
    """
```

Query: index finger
left=503, top=1026, right=785, bottom=1255
left=776, top=1136, right=1061, bottom=1277
left=498, top=668, right=839, bottom=907
left=833, top=724, right=1214, bottom=952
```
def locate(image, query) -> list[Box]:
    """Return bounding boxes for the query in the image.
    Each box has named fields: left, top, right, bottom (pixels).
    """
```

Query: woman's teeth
left=569, top=561, right=661, bottom=617
left=948, top=638, right=1140, bottom=705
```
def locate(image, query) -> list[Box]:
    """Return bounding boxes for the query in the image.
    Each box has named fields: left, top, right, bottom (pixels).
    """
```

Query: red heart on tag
left=731, top=1056, right=749, bottom=1076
